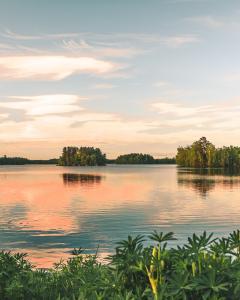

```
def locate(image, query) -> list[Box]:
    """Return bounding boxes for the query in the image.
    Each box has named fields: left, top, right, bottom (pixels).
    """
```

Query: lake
left=0, top=164, right=240, bottom=267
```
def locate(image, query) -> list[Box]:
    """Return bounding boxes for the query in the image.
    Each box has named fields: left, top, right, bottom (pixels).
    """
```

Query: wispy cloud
left=0, top=95, right=86, bottom=116
left=61, top=39, right=140, bottom=58
left=0, top=29, right=200, bottom=86
left=151, top=101, right=240, bottom=132
left=61, top=33, right=200, bottom=49
left=2, top=93, right=240, bottom=157
left=160, top=35, right=200, bottom=47
left=0, top=55, right=118, bottom=80
left=0, top=43, right=14, bottom=49
left=1, top=29, right=200, bottom=50
left=152, top=81, right=194, bottom=99
left=152, top=102, right=215, bottom=117
left=185, top=14, right=240, bottom=30
left=1, top=29, right=79, bottom=40
left=0, top=94, right=156, bottom=144
left=186, top=16, right=223, bottom=28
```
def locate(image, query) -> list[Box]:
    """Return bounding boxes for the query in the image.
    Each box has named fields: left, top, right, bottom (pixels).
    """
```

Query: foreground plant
left=2, top=231, right=240, bottom=299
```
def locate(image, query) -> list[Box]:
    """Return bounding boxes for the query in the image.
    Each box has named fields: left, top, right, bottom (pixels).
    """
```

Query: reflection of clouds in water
left=1, top=165, right=240, bottom=267
left=62, top=173, right=103, bottom=185
left=0, top=204, right=28, bottom=227
left=0, top=206, right=151, bottom=267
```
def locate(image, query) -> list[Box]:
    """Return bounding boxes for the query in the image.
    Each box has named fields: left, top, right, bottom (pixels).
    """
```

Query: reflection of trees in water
left=178, top=177, right=216, bottom=197
left=177, top=168, right=240, bottom=197
left=62, top=173, right=103, bottom=185
left=180, top=168, right=240, bottom=176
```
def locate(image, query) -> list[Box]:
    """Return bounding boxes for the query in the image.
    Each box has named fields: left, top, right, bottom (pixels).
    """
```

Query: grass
left=1, top=231, right=240, bottom=299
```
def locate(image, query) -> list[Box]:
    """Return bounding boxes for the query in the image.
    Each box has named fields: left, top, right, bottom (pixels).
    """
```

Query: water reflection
left=62, top=173, right=103, bottom=185
left=1, top=165, right=240, bottom=267
left=177, top=168, right=240, bottom=197
left=179, top=168, right=240, bottom=176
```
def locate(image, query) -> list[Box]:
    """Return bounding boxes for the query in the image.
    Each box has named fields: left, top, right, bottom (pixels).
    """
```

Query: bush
left=2, top=231, right=240, bottom=299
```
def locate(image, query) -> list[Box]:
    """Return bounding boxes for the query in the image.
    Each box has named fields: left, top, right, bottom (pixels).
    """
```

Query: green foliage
left=108, top=156, right=176, bottom=164
left=3, top=231, right=240, bottom=299
left=115, top=153, right=155, bottom=164
left=0, top=155, right=58, bottom=165
left=59, top=146, right=106, bottom=166
left=0, top=153, right=175, bottom=166
left=176, top=137, right=240, bottom=169
left=0, top=156, right=29, bottom=165
left=154, top=157, right=176, bottom=164
left=29, top=159, right=58, bottom=164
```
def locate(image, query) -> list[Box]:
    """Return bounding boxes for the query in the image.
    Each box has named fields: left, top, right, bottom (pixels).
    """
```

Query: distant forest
left=0, top=155, right=58, bottom=165
left=115, top=153, right=175, bottom=164
left=0, top=149, right=175, bottom=165
left=176, top=137, right=240, bottom=168
left=58, top=147, right=175, bottom=166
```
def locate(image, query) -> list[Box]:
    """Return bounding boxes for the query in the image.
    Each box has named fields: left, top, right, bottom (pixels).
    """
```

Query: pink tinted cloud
left=0, top=55, right=117, bottom=80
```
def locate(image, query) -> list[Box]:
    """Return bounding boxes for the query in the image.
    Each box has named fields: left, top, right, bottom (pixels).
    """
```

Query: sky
left=1, top=0, right=240, bottom=159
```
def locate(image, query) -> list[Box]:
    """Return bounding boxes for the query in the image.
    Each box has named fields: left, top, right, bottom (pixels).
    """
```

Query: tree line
left=0, top=155, right=57, bottom=165
left=59, top=148, right=176, bottom=166
left=176, top=137, right=240, bottom=168
left=115, top=153, right=175, bottom=164
left=0, top=149, right=176, bottom=166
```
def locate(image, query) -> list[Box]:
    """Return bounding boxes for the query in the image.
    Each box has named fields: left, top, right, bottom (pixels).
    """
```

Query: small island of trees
left=176, top=137, right=240, bottom=169
left=58, top=146, right=107, bottom=166
left=115, top=153, right=155, bottom=164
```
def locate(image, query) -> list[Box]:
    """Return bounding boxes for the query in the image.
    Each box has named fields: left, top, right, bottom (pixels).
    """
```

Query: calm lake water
left=0, top=164, right=240, bottom=267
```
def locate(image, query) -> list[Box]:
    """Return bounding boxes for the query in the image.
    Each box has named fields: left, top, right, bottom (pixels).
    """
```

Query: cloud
left=150, top=101, right=240, bottom=134
left=0, top=56, right=117, bottom=80
left=61, top=39, right=140, bottom=58
left=79, top=32, right=200, bottom=47
left=185, top=15, right=240, bottom=30
left=152, top=102, right=215, bottom=117
left=186, top=16, right=223, bottom=28
left=2, top=95, right=240, bottom=158
left=2, top=95, right=240, bottom=153
left=152, top=81, right=195, bottom=100
left=1, top=29, right=79, bottom=40
left=0, top=94, right=85, bottom=116
left=160, top=35, right=200, bottom=47
left=0, top=43, right=14, bottom=50
left=70, top=112, right=117, bottom=128
left=0, top=113, right=8, bottom=120
left=2, top=29, right=200, bottom=50
left=0, top=93, right=158, bottom=144
left=93, top=83, right=116, bottom=89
